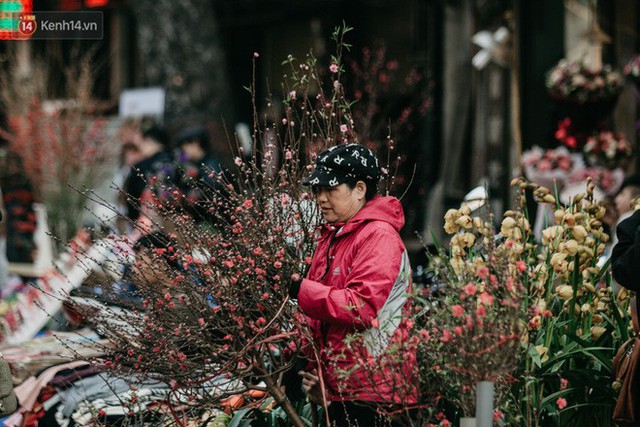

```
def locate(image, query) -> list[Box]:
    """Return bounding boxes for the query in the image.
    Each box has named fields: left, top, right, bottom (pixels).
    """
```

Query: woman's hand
left=298, top=370, right=323, bottom=404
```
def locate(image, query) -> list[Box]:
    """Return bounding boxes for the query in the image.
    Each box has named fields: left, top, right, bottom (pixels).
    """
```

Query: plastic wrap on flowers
left=522, top=146, right=583, bottom=191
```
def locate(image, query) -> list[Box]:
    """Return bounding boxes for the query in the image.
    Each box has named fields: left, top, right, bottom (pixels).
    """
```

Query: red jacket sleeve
left=297, top=227, right=404, bottom=326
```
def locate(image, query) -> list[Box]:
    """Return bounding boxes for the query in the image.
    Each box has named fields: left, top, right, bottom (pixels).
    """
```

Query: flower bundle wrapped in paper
left=522, top=146, right=582, bottom=191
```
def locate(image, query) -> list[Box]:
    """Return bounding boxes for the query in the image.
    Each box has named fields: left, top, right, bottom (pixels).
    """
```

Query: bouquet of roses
left=522, top=146, right=579, bottom=190
left=522, top=146, right=574, bottom=172
left=583, top=130, right=633, bottom=169
left=546, top=60, right=623, bottom=104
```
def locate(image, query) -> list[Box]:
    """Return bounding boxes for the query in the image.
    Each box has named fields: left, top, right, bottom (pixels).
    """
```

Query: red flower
left=476, top=265, right=489, bottom=278
left=452, top=305, right=464, bottom=317
left=441, top=330, right=454, bottom=342
left=463, top=283, right=478, bottom=296
left=556, top=397, right=567, bottom=410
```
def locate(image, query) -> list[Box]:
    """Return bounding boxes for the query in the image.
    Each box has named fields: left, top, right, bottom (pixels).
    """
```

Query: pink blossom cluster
left=584, top=130, right=633, bottom=168
left=522, top=145, right=574, bottom=172
left=546, top=60, right=623, bottom=103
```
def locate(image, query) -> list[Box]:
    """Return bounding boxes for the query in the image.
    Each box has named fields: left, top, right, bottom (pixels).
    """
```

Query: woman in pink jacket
left=288, top=144, right=416, bottom=426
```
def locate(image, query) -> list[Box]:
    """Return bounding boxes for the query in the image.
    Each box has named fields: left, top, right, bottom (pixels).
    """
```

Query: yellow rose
left=535, top=299, right=547, bottom=311
left=444, top=222, right=459, bottom=234
left=456, top=232, right=476, bottom=248
left=542, top=225, right=564, bottom=245
left=556, top=284, right=574, bottom=300
left=444, top=208, right=460, bottom=222
left=618, top=288, right=629, bottom=301
left=535, top=344, right=549, bottom=363
left=472, top=216, right=484, bottom=230
left=551, top=253, right=568, bottom=272
left=500, top=217, right=517, bottom=235
left=455, top=215, right=472, bottom=229
left=563, top=213, right=575, bottom=227
left=590, top=326, right=607, bottom=339
left=450, top=257, right=464, bottom=274
left=563, top=239, right=579, bottom=256
left=572, top=225, right=588, bottom=243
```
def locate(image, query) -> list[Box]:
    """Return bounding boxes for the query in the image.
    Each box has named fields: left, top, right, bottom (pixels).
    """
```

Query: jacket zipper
left=319, top=229, right=338, bottom=347
left=318, top=229, right=337, bottom=282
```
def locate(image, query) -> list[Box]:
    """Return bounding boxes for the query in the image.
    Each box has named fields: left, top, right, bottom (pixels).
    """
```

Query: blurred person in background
left=114, top=142, right=144, bottom=234
left=174, top=125, right=225, bottom=225
left=123, top=125, right=173, bottom=224
left=612, top=174, right=640, bottom=248
left=0, top=143, right=37, bottom=264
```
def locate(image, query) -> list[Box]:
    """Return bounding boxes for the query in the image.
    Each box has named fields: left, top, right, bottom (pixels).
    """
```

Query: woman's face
left=615, top=187, right=636, bottom=216
left=314, top=182, right=366, bottom=223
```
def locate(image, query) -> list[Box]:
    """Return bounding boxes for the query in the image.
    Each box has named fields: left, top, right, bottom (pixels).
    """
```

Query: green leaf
left=228, top=408, right=257, bottom=427
left=539, top=346, right=614, bottom=373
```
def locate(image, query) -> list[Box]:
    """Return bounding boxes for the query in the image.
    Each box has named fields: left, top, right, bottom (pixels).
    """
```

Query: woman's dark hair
left=345, top=179, right=378, bottom=201
left=134, top=231, right=180, bottom=270
left=176, top=125, right=210, bottom=154
left=142, top=126, right=170, bottom=150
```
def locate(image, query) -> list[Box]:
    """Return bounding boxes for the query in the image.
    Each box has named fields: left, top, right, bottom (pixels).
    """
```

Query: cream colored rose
left=542, top=225, right=564, bottom=245
left=551, top=253, right=568, bottom=272
left=535, top=344, right=549, bottom=363
left=562, top=239, right=579, bottom=256
left=590, top=326, right=606, bottom=339
left=572, top=225, right=588, bottom=243
left=563, top=213, right=575, bottom=227
left=500, top=217, right=517, bottom=236
left=455, top=215, right=472, bottom=229
left=556, top=284, right=574, bottom=300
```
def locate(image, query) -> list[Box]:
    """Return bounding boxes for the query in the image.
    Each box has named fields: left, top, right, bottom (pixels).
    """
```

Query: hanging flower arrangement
left=546, top=60, right=623, bottom=104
